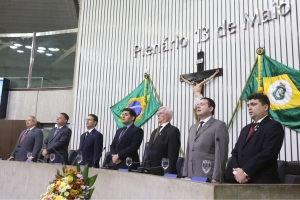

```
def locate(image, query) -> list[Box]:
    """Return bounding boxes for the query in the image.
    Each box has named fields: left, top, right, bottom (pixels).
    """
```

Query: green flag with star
left=110, top=78, right=160, bottom=128
left=241, top=50, right=300, bottom=132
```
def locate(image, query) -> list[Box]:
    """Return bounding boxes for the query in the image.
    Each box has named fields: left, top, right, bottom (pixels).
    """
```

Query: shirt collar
left=200, top=116, right=212, bottom=124
left=28, top=126, right=35, bottom=131
left=158, top=122, right=169, bottom=132
left=86, top=128, right=94, bottom=134
left=254, top=115, right=268, bottom=123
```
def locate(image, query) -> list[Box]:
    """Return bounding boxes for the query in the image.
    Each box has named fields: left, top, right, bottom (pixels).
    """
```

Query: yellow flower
left=55, top=196, right=63, bottom=200
left=64, top=191, right=69, bottom=197
left=68, top=175, right=73, bottom=182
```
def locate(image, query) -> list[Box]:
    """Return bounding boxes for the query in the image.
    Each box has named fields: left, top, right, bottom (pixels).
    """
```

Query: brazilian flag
left=110, top=78, right=160, bottom=128
left=241, top=49, right=300, bottom=132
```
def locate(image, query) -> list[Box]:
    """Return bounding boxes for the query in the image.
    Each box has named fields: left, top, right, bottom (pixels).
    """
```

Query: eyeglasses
left=156, top=112, right=165, bottom=116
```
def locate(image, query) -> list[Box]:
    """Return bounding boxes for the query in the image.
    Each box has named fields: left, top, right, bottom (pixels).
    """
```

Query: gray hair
left=28, top=116, right=37, bottom=124
left=158, top=106, right=173, bottom=121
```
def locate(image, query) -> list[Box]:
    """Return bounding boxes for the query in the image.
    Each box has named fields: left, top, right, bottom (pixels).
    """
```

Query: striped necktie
left=20, top=129, right=30, bottom=143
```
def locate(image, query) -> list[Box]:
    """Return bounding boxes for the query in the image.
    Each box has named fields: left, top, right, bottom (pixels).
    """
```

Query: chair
left=102, top=151, right=112, bottom=167
left=277, top=160, right=287, bottom=183
left=176, top=157, right=184, bottom=178
left=141, top=142, right=149, bottom=167
left=68, top=150, right=77, bottom=166
left=283, top=161, right=300, bottom=184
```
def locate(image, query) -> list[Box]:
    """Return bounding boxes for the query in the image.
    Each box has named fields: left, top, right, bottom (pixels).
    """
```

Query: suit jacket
left=182, top=117, right=229, bottom=181
left=110, top=124, right=144, bottom=169
left=144, top=123, right=181, bottom=176
left=12, top=127, right=43, bottom=161
left=79, top=129, right=103, bottom=168
left=231, top=116, right=284, bottom=183
left=43, top=125, right=72, bottom=164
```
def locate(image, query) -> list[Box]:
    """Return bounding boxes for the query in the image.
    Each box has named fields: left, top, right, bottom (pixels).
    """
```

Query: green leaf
left=76, top=162, right=80, bottom=172
left=83, top=164, right=89, bottom=181
left=88, top=174, right=98, bottom=187
left=62, top=165, right=66, bottom=173
left=86, top=187, right=94, bottom=199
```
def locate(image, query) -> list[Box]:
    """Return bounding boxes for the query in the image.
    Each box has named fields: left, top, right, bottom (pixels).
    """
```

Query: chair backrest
left=102, top=151, right=112, bottom=167
left=141, top=142, right=149, bottom=167
left=176, top=157, right=184, bottom=178
left=68, top=150, right=77, bottom=166
left=277, top=160, right=287, bottom=183
left=283, top=161, right=300, bottom=184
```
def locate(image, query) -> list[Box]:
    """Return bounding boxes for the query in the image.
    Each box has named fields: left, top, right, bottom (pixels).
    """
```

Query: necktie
left=196, top=121, right=204, bottom=136
left=153, top=126, right=163, bottom=143
left=118, top=127, right=128, bottom=141
left=54, top=127, right=60, bottom=136
left=197, top=121, right=205, bottom=132
left=246, top=123, right=258, bottom=141
left=85, top=132, right=90, bottom=138
left=20, top=129, right=30, bottom=143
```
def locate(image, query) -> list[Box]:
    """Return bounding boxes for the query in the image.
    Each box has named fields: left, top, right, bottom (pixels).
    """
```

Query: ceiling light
left=25, top=45, right=32, bottom=49
left=10, top=45, right=18, bottom=49
left=14, top=43, right=22, bottom=47
left=48, top=48, right=60, bottom=51
left=38, top=47, right=46, bottom=50
left=37, top=50, right=45, bottom=53
left=46, top=53, right=53, bottom=56
left=17, top=50, right=24, bottom=53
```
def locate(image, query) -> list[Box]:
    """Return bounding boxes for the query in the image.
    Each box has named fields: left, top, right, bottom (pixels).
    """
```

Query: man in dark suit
left=8, top=116, right=43, bottom=162
left=182, top=97, right=229, bottom=182
left=42, top=113, right=72, bottom=164
left=78, top=114, right=103, bottom=168
left=110, top=108, right=144, bottom=169
left=144, top=107, right=180, bottom=176
left=231, top=93, right=285, bottom=184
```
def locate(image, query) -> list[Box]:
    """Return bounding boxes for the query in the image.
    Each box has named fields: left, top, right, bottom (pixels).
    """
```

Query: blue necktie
left=54, top=127, right=60, bottom=136
left=118, top=127, right=127, bottom=142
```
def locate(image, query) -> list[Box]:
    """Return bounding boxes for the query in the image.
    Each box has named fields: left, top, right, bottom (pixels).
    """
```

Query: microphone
left=51, top=147, right=65, bottom=164
left=92, top=147, right=106, bottom=168
left=216, top=137, right=223, bottom=184
left=137, top=163, right=163, bottom=173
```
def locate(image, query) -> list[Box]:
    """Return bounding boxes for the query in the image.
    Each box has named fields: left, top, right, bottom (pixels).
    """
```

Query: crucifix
left=180, top=51, right=223, bottom=122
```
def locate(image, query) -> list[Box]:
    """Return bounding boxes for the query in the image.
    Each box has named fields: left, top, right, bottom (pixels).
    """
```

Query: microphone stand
left=216, top=137, right=223, bottom=184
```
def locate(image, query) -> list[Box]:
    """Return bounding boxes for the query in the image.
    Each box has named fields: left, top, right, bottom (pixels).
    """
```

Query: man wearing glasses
left=143, top=106, right=181, bottom=176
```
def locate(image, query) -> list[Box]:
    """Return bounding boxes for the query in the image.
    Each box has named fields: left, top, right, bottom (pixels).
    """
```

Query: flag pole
left=144, top=73, right=163, bottom=106
left=227, top=56, right=258, bottom=130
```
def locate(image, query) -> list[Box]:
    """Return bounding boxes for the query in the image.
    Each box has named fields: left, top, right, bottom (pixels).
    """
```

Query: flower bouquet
left=40, top=164, right=97, bottom=200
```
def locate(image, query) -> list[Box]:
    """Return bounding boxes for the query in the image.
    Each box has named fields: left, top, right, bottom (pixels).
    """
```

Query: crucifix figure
left=180, top=51, right=223, bottom=122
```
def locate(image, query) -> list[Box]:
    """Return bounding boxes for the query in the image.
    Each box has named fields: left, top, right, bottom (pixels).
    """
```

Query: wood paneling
left=0, top=120, right=25, bottom=159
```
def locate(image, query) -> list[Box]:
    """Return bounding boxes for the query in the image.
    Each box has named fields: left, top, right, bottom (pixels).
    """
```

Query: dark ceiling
left=0, top=0, right=78, bottom=33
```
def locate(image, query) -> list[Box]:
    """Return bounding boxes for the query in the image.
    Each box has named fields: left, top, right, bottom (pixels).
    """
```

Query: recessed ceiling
left=0, top=0, right=78, bottom=33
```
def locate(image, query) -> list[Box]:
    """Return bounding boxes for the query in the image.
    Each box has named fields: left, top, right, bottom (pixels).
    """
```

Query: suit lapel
left=22, top=127, right=35, bottom=143
left=194, top=118, right=214, bottom=140
left=118, top=125, right=134, bottom=146
left=243, top=117, right=270, bottom=147
left=49, top=126, right=65, bottom=142
left=82, top=129, right=96, bottom=147
left=151, top=123, right=171, bottom=147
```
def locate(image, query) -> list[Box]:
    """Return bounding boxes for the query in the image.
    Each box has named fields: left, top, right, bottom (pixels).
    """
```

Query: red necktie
left=246, top=123, right=258, bottom=141
left=20, top=129, right=30, bottom=143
